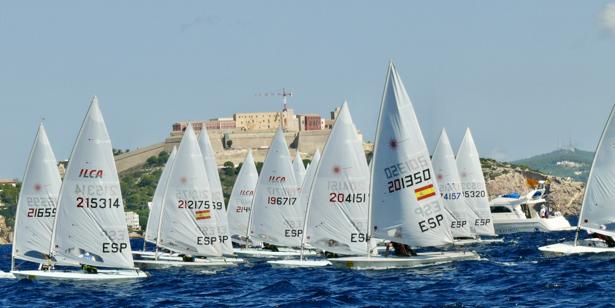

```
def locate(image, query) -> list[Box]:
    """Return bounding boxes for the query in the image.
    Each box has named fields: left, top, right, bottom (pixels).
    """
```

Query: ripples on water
left=1, top=225, right=613, bottom=307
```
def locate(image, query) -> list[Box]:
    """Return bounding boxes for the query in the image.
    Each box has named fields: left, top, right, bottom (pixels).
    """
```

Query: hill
left=512, top=148, right=594, bottom=182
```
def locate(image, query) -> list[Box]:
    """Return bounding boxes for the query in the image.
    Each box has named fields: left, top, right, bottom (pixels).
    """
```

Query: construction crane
left=255, top=88, right=294, bottom=130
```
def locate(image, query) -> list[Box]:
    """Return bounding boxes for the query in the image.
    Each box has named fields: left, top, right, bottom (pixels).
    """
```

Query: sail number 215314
left=76, top=197, right=120, bottom=208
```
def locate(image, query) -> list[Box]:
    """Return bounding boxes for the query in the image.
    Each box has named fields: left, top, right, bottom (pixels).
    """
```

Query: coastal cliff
left=0, top=215, right=12, bottom=244
left=482, top=159, right=584, bottom=216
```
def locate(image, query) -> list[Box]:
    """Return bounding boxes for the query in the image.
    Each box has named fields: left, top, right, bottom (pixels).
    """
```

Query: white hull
left=267, top=259, right=332, bottom=268
left=133, top=259, right=237, bottom=270
left=233, top=248, right=319, bottom=259
left=539, top=240, right=615, bottom=255
left=328, top=251, right=480, bottom=270
left=11, top=269, right=147, bottom=281
left=453, top=238, right=504, bottom=246
left=494, top=216, right=572, bottom=234
left=0, top=271, right=16, bottom=279
left=134, top=251, right=245, bottom=264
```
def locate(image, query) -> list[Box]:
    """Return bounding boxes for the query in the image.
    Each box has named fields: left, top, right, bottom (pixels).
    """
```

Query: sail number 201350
left=387, top=169, right=431, bottom=193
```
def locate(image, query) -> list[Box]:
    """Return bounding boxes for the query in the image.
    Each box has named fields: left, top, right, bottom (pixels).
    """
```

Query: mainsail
left=227, top=149, right=259, bottom=242
left=292, top=151, right=306, bottom=186
left=305, top=102, right=370, bottom=255
left=250, top=128, right=302, bottom=247
left=157, top=124, right=222, bottom=257
left=12, top=123, right=62, bottom=266
left=370, top=62, right=454, bottom=247
left=51, top=97, right=134, bottom=269
left=144, top=147, right=177, bottom=244
left=578, top=105, right=615, bottom=236
left=197, top=128, right=233, bottom=255
left=456, top=128, right=496, bottom=236
left=431, top=129, right=477, bottom=239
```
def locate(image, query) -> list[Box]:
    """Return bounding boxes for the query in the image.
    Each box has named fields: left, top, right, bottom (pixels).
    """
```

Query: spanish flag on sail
left=195, top=210, right=211, bottom=220
left=415, top=184, right=436, bottom=201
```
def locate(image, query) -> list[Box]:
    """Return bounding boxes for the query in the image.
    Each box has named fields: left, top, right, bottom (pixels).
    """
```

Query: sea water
left=1, top=222, right=612, bottom=307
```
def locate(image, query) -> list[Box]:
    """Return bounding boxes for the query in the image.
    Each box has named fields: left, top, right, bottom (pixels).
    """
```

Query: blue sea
left=1, top=220, right=612, bottom=307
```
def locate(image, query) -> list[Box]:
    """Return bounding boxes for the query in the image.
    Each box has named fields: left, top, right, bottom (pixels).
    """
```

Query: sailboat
left=142, top=147, right=177, bottom=250
left=13, top=97, right=147, bottom=280
left=329, top=62, right=479, bottom=269
left=227, top=149, right=259, bottom=245
left=7, top=123, right=62, bottom=280
left=292, top=151, right=306, bottom=186
left=197, top=127, right=237, bottom=260
left=266, top=148, right=322, bottom=266
left=269, top=102, right=370, bottom=268
left=133, top=124, right=235, bottom=269
left=539, top=105, right=615, bottom=255
left=456, top=128, right=497, bottom=238
left=235, top=128, right=316, bottom=259
left=432, top=129, right=479, bottom=242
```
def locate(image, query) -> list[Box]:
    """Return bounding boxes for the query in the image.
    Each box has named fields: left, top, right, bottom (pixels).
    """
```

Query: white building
left=125, top=211, right=141, bottom=232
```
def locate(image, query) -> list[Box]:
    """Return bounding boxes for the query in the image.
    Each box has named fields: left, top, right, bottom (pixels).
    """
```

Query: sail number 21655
left=76, top=197, right=120, bottom=208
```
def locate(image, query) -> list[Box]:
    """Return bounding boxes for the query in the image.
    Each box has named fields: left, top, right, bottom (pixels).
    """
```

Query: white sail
left=227, top=149, right=259, bottom=242
left=197, top=128, right=233, bottom=255
left=51, top=97, right=134, bottom=269
left=144, top=147, right=177, bottom=244
left=579, top=105, right=615, bottom=236
left=456, top=128, right=496, bottom=236
left=371, top=63, right=454, bottom=247
left=431, top=129, right=477, bottom=239
left=292, top=151, right=306, bottom=186
left=157, top=124, right=222, bottom=257
left=305, top=103, right=370, bottom=255
left=299, top=149, right=321, bottom=218
left=250, top=128, right=302, bottom=247
left=12, top=123, right=62, bottom=265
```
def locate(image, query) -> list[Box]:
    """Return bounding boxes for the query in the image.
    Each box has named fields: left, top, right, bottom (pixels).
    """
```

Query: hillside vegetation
left=0, top=151, right=585, bottom=243
left=513, top=148, right=593, bottom=182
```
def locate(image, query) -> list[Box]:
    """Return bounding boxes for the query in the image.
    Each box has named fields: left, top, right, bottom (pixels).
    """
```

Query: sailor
left=544, top=178, right=552, bottom=195
left=392, top=242, right=417, bottom=257
left=539, top=206, right=547, bottom=218
left=79, top=252, right=98, bottom=273
left=384, top=241, right=393, bottom=257
left=590, top=232, right=615, bottom=248
left=262, top=242, right=279, bottom=252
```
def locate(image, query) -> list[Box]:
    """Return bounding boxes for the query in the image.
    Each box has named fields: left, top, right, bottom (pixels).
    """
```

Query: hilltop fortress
left=115, top=102, right=373, bottom=173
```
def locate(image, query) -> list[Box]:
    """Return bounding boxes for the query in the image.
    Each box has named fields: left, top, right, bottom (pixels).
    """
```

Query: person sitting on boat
left=392, top=242, right=417, bottom=257
left=384, top=241, right=393, bottom=257
left=590, top=232, right=615, bottom=247
left=181, top=255, right=195, bottom=262
left=81, top=264, right=98, bottom=274
left=262, top=242, right=279, bottom=252
left=39, top=254, right=52, bottom=271
left=539, top=205, right=547, bottom=218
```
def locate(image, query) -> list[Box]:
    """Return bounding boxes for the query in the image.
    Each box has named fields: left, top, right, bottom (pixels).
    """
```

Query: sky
left=2, top=1, right=615, bottom=179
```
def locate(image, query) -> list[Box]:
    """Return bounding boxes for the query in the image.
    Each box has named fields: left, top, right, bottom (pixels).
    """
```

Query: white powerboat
left=490, top=185, right=571, bottom=234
